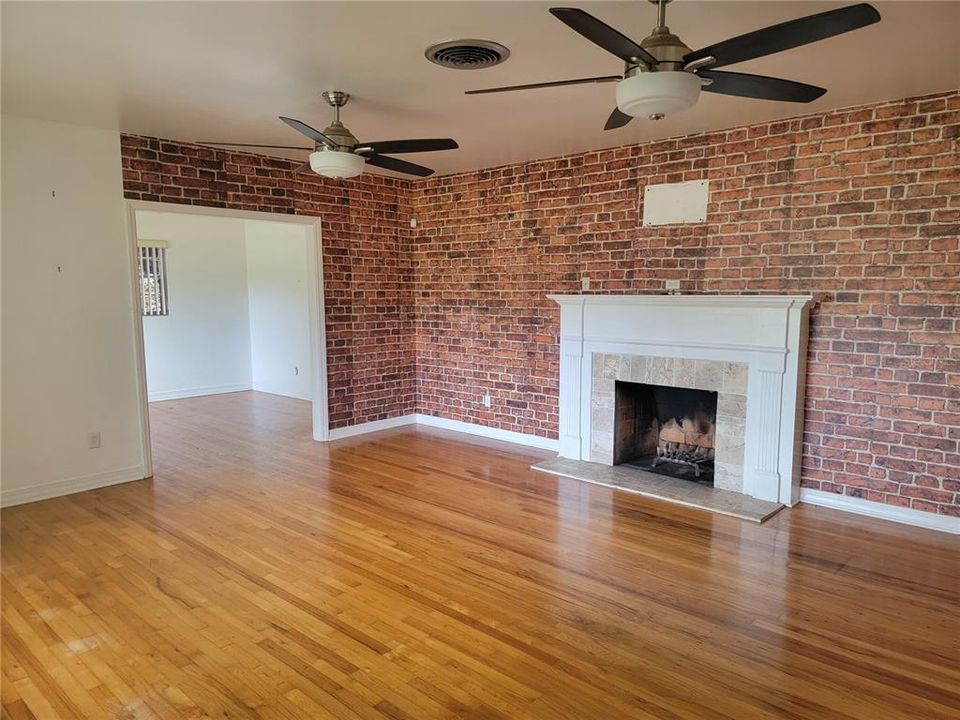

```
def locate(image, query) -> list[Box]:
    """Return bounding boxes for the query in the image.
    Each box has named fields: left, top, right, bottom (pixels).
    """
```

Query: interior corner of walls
left=245, top=219, right=314, bottom=400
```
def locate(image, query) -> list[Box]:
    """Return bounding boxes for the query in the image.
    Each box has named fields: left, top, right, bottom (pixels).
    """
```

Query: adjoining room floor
left=2, top=392, right=958, bottom=719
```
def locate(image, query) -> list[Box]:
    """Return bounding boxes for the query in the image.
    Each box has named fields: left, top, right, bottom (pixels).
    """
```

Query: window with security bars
left=138, top=244, right=169, bottom=316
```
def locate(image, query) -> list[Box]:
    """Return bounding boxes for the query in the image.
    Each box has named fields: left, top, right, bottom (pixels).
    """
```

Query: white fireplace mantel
left=549, top=294, right=815, bottom=505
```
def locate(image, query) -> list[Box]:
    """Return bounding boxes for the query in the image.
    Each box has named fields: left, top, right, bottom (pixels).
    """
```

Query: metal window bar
left=157, top=246, right=168, bottom=315
left=138, top=246, right=169, bottom=316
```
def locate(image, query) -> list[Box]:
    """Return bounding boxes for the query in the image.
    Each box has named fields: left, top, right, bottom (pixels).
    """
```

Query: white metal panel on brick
left=642, top=180, right=709, bottom=226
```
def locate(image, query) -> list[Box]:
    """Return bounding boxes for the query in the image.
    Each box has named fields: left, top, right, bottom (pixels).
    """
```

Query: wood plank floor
left=2, top=391, right=958, bottom=719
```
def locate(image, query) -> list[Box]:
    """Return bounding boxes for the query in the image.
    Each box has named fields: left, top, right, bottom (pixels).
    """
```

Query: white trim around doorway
left=125, top=200, right=330, bottom=479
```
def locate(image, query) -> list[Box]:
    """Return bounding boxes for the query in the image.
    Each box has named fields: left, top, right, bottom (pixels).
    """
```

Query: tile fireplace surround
left=550, top=294, right=814, bottom=505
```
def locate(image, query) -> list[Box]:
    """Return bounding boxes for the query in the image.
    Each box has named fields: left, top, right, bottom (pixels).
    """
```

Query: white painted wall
left=245, top=221, right=312, bottom=400
left=137, top=211, right=253, bottom=401
left=1, top=115, right=147, bottom=506
left=136, top=212, right=311, bottom=402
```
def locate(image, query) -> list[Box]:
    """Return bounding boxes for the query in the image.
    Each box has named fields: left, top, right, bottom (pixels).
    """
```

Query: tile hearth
left=532, top=457, right=784, bottom=523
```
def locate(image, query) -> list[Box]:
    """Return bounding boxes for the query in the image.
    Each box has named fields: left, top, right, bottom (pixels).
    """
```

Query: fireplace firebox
left=613, top=381, right=718, bottom=484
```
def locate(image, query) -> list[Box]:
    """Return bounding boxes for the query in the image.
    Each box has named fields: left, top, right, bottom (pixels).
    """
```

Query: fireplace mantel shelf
left=548, top=294, right=815, bottom=309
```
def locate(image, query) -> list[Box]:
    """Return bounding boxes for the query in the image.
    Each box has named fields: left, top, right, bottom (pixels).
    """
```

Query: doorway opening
left=127, top=201, right=327, bottom=478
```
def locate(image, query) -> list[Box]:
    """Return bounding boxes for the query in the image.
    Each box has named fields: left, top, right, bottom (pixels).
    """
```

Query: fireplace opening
left=613, top=381, right=718, bottom=484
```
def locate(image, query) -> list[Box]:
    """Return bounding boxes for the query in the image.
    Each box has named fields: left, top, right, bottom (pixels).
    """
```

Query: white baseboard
left=328, top=414, right=416, bottom=440
left=414, top=414, right=559, bottom=452
left=800, top=489, right=959, bottom=534
left=251, top=387, right=312, bottom=402
left=1, top=465, right=149, bottom=508
left=327, top=413, right=559, bottom=452
left=148, top=384, right=251, bottom=402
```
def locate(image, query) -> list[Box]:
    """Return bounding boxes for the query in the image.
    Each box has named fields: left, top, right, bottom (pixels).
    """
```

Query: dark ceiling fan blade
left=197, top=141, right=313, bottom=151
left=279, top=116, right=336, bottom=148
left=699, top=70, right=826, bottom=103
left=355, top=139, right=458, bottom=154
left=364, top=153, right=435, bottom=177
left=549, top=8, right=658, bottom=66
left=604, top=107, right=633, bottom=130
left=466, top=75, right=622, bottom=95
left=684, top=3, right=881, bottom=69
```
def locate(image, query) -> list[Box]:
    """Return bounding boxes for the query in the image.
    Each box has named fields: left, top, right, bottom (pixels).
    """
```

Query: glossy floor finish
left=2, top=392, right=958, bottom=719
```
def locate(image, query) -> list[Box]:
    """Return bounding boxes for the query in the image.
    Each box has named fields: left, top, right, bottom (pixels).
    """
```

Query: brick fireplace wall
left=120, top=135, right=416, bottom=428
left=118, top=90, right=959, bottom=517
left=412, top=90, right=960, bottom=517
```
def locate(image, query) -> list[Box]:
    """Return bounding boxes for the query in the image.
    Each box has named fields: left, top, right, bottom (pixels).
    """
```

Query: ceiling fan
left=199, top=91, right=458, bottom=178
left=466, top=1, right=881, bottom=128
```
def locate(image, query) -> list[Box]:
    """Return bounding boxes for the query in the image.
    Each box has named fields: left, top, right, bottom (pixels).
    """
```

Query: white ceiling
left=3, top=1, right=958, bottom=177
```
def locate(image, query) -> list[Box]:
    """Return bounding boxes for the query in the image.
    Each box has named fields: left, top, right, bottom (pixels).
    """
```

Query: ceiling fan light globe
left=309, top=150, right=365, bottom=179
left=615, top=71, right=701, bottom=120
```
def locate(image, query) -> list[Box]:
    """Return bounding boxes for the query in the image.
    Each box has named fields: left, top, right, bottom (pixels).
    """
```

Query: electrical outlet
left=483, top=394, right=492, bottom=409
left=665, top=279, right=681, bottom=291
left=88, top=431, right=101, bottom=449
left=581, top=276, right=591, bottom=292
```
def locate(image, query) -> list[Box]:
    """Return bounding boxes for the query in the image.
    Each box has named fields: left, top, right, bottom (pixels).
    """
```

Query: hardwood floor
left=2, top=391, right=958, bottom=719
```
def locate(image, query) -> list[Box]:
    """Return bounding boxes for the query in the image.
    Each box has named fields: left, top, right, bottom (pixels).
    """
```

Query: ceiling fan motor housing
left=638, top=25, right=691, bottom=68
left=311, top=121, right=364, bottom=178
left=618, top=24, right=700, bottom=120
left=320, top=119, right=359, bottom=150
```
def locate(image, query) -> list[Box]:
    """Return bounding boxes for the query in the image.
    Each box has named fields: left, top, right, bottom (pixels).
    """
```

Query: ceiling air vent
left=425, top=40, right=510, bottom=69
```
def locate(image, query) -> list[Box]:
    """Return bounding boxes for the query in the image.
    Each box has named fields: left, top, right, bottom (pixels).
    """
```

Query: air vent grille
left=425, top=40, right=510, bottom=70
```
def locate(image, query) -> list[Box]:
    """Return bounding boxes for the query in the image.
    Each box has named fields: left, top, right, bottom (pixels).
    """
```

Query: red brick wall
left=412, top=90, right=960, bottom=517
left=120, top=135, right=416, bottom=428
left=119, top=91, right=958, bottom=517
